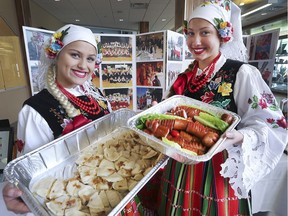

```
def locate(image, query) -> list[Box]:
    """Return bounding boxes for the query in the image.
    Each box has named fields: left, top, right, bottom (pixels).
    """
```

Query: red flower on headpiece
left=45, top=27, right=70, bottom=59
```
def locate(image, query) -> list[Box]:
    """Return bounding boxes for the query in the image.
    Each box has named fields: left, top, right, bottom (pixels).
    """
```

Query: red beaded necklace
left=56, top=82, right=101, bottom=115
left=188, top=52, right=221, bottom=93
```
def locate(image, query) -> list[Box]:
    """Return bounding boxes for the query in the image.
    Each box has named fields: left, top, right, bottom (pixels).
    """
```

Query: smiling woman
left=1, top=24, right=117, bottom=215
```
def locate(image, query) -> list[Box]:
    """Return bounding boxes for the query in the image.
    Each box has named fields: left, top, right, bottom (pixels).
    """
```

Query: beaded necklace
left=56, top=82, right=101, bottom=115
left=188, top=52, right=221, bottom=93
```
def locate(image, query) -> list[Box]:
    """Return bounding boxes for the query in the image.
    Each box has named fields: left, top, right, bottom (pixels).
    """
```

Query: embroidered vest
left=184, top=59, right=244, bottom=113
left=24, top=89, right=110, bottom=139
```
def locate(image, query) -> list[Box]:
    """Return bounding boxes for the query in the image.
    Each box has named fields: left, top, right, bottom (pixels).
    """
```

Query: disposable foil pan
left=4, top=109, right=168, bottom=216
left=127, top=95, right=241, bottom=164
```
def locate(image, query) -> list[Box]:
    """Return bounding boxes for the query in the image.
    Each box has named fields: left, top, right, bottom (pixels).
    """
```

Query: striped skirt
left=158, top=152, right=250, bottom=216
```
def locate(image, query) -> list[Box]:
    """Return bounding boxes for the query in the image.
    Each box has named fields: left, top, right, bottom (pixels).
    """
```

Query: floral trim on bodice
left=200, top=68, right=234, bottom=110
left=248, top=91, right=287, bottom=129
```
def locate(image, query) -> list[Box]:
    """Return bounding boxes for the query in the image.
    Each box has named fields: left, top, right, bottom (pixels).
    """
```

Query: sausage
left=174, top=109, right=188, bottom=118
left=221, top=113, right=233, bottom=125
left=186, top=121, right=209, bottom=139
left=168, top=136, right=186, bottom=147
left=154, top=125, right=170, bottom=138
left=176, top=105, right=204, bottom=118
left=201, top=132, right=219, bottom=147
left=179, top=131, right=200, bottom=142
left=159, top=119, right=174, bottom=130
left=145, top=119, right=159, bottom=133
left=182, top=141, right=207, bottom=155
left=173, top=119, right=188, bottom=131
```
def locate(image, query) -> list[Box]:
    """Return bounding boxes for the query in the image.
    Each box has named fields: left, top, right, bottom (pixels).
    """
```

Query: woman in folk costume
left=158, top=0, right=287, bottom=215
left=2, top=24, right=142, bottom=216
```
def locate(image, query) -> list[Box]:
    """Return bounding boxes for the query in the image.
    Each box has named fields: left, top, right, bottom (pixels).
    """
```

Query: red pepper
left=170, top=130, right=180, bottom=137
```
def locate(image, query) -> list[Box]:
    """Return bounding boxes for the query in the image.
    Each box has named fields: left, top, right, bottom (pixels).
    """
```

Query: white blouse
left=17, top=85, right=111, bottom=155
left=212, top=55, right=287, bottom=198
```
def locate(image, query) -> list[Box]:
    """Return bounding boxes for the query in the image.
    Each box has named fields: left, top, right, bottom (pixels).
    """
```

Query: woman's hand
left=3, top=183, right=30, bottom=214
left=215, top=129, right=243, bottom=153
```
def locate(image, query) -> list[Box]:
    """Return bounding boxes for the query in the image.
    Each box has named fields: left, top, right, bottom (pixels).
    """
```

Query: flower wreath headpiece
left=45, top=27, right=70, bottom=59
left=214, top=17, right=233, bottom=43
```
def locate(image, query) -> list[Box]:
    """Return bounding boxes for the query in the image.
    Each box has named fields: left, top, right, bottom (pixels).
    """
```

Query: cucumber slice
left=162, top=137, right=197, bottom=156
left=162, top=137, right=181, bottom=149
left=198, top=112, right=229, bottom=132
left=181, top=148, right=197, bottom=156
left=194, top=115, right=219, bottom=130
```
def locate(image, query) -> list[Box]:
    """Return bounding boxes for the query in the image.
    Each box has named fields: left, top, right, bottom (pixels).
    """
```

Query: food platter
left=127, top=95, right=241, bottom=164
left=4, top=109, right=168, bottom=216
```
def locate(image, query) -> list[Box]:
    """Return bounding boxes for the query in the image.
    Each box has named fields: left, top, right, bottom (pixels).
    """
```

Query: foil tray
left=127, top=95, right=241, bottom=164
left=4, top=109, right=168, bottom=216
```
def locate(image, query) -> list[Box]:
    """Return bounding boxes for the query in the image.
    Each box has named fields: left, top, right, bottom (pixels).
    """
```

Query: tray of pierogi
left=4, top=109, right=168, bottom=216
left=127, top=95, right=241, bottom=164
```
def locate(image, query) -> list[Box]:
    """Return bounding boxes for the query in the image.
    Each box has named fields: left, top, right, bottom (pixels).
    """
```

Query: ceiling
left=30, top=0, right=287, bottom=33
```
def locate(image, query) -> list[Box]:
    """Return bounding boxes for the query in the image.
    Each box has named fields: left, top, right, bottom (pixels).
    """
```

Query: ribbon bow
left=62, top=114, right=92, bottom=135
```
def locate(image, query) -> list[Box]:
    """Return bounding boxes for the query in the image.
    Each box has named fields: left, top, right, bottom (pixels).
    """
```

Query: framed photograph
left=101, top=63, right=133, bottom=88
left=136, top=61, right=164, bottom=87
left=184, top=42, right=193, bottom=60
left=166, top=62, right=183, bottom=89
left=0, top=127, right=14, bottom=173
left=103, top=88, right=133, bottom=111
left=249, top=29, right=280, bottom=61
left=136, top=87, right=163, bottom=110
left=167, top=30, right=184, bottom=61
left=136, top=31, right=164, bottom=61
left=101, top=35, right=133, bottom=62
left=22, top=26, right=54, bottom=95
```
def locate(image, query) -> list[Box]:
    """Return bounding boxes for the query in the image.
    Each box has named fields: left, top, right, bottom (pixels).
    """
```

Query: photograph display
left=101, top=63, right=133, bottom=88
left=167, top=30, right=184, bottom=61
left=250, top=60, right=275, bottom=87
left=246, top=29, right=280, bottom=88
left=136, top=61, right=164, bottom=87
left=0, top=128, right=13, bottom=172
left=103, top=88, right=133, bottom=111
left=167, top=62, right=183, bottom=89
left=101, top=36, right=133, bottom=62
left=248, top=29, right=279, bottom=61
left=136, top=32, right=164, bottom=61
left=137, top=87, right=163, bottom=110
left=22, top=26, right=54, bottom=95
left=184, top=42, right=193, bottom=60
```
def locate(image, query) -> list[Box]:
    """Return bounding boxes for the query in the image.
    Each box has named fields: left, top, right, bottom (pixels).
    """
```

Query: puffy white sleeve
left=17, top=105, right=54, bottom=155
left=220, top=63, right=288, bottom=198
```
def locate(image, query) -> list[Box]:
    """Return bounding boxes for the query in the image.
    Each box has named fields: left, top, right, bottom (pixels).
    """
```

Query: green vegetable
left=161, top=137, right=181, bottom=149
left=162, top=137, right=197, bottom=156
left=136, top=113, right=185, bottom=129
left=194, top=116, right=219, bottom=130
left=181, top=148, right=197, bottom=156
left=197, top=112, right=229, bottom=132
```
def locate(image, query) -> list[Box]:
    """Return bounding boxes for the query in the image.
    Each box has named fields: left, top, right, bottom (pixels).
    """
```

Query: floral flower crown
left=214, top=18, right=233, bottom=43
left=45, top=27, right=70, bottom=59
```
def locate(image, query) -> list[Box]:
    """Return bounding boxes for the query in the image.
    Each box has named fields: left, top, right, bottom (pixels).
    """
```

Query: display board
left=22, top=26, right=137, bottom=111
left=166, top=30, right=185, bottom=90
left=22, top=26, right=54, bottom=95
left=22, top=26, right=189, bottom=112
left=0, top=127, right=13, bottom=173
left=245, top=29, right=280, bottom=87
left=99, top=34, right=136, bottom=111
left=136, top=31, right=165, bottom=110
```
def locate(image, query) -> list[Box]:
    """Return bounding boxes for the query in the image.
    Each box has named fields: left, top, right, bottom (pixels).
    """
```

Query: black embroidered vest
left=184, top=59, right=244, bottom=113
left=24, top=89, right=110, bottom=139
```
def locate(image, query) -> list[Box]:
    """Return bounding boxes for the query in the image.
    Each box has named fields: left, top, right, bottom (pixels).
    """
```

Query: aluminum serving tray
left=128, top=95, right=241, bottom=164
left=4, top=109, right=168, bottom=216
